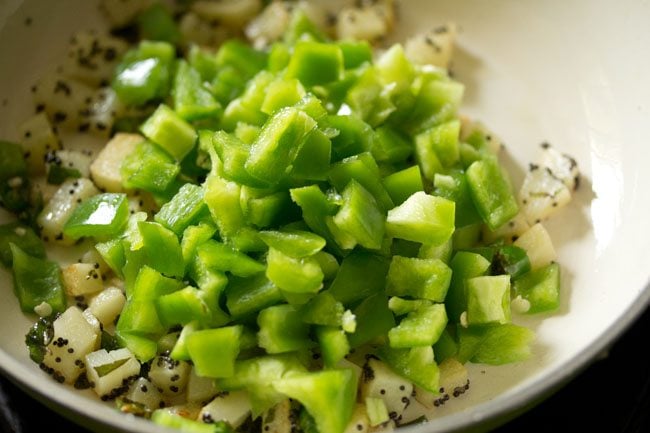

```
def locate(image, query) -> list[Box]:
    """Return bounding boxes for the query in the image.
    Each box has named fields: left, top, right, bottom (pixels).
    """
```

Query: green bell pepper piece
left=172, top=60, right=222, bottom=121
left=332, top=180, right=385, bottom=250
left=316, top=326, right=350, bottom=368
left=181, top=222, right=217, bottom=268
left=466, top=275, right=512, bottom=326
left=155, top=183, right=208, bottom=236
left=457, top=324, right=534, bottom=365
left=329, top=251, right=389, bottom=305
left=382, top=165, right=424, bottom=206
left=258, top=304, right=314, bottom=354
left=433, top=170, right=482, bottom=228
left=345, top=66, right=396, bottom=127
left=261, top=78, right=306, bottom=115
left=347, top=293, right=394, bottom=347
left=63, top=193, right=128, bottom=240
left=188, top=45, right=218, bottom=82
left=433, top=327, right=459, bottom=363
left=211, top=65, right=247, bottom=106
left=371, top=126, right=413, bottom=165
left=378, top=345, right=440, bottom=394
left=268, top=42, right=291, bottom=72
left=112, top=41, right=175, bottom=106
left=216, top=40, right=268, bottom=80
left=245, top=107, right=317, bottom=186
left=170, top=321, right=200, bottom=361
left=136, top=221, right=185, bottom=278
left=402, top=79, right=464, bottom=135
left=0, top=140, right=26, bottom=182
left=217, top=354, right=307, bottom=416
left=211, top=131, right=266, bottom=187
left=512, top=262, right=561, bottom=314
left=258, top=229, right=326, bottom=258
left=195, top=239, right=265, bottom=277
left=466, top=156, right=519, bottom=230
left=416, top=120, right=461, bottom=170
left=137, top=3, right=180, bottom=44
left=241, top=187, right=295, bottom=228
left=328, top=152, right=394, bottom=212
left=273, top=369, right=358, bottom=433
left=141, top=104, right=197, bottom=162
left=388, top=297, right=432, bottom=316
left=115, top=331, right=157, bottom=362
left=492, top=245, right=531, bottom=279
left=225, top=274, right=283, bottom=319
left=221, top=71, right=273, bottom=130
left=121, top=140, right=179, bottom=193
left=446, top=251, right=492, bottom=323
left=388, top=303, right=448, bottom=348
left=299, top=291, right=344, bottom=327
left=321, top=114, right=374, bottom=162
left=290, top=128, right=332, bottom=182
left=289, top=185, right=343, bottom=255
left=386, top=191, right=455, bottom=246
left=266, top=247, right=324, bottom=294
left=187, top=326, right=243, bottom=378
left=386, top=256, right=452, bottom=302
left=418, top=238, right=453, bottom=264
left=337, top=40, right=373, bottom=69
left=0, top=223, right=44, bottom=267
left=10, top=243, right=66, bottom=314
left=156, top=286, right=211, bottom=328
left=204, top=172, right=245, bottom=240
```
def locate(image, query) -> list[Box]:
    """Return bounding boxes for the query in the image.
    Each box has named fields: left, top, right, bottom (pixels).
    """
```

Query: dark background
left=1, top=305, right=648, bottom=433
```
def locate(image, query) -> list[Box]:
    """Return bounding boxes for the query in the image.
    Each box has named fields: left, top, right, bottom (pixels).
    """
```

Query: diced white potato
left=45, top=149, right=93, bottom=179
left=99, top=0, right=153, bottom=28
left=186, top=367, right=219, bottom=404
left=82, top=309, right=102, bottom=334
left=405, top=23, right=457, bottom=69
left=178, top=12, right=233, bottom=48
left=90, top=133, right=143, bottom=193
left=81, top=87, right=122, bottom=138
left=88, top=287, right=126, bottom=327
left=85, top=348, right=140, bottom=399
left=397, top=398, right=428, bottom=426
left=519, top=165, right=572, bottom=225
left=336, top=0, right=395, bottom=43
left=62, top=263, right=104, bottom=297
left=31, top=176, right=60, bottom=204
left=343, top=404, right=371, bottom=433
left=513, top=223, right=556, bottom=270
left=295, top=1, right=330, bottom=34
left=33, top=72, right=95, bottom=130
left=18, top=112, right=61, bottom=175
left=62, top=31, right=129, bottom=87
left=198, top=390, right=251, bottom=427
left=414, top=358, right=468, bottom=409
left=81, top=247, right=111, bottom=276
left=360, top=358, right=413, bottom=419
left=262, top=400, right=293, bottom=433
left=245, top=1, right=292, bottom=47
left=482, top=212, right=531, bottom=244
left=519, top=143, right=580, bottom=225
left=192, top=0, right=262, bottom=29
left=37, top=178, right=99, bottom=245
left=42, top=306, right=101, bottom=384
left=538, top=143, right=580, bottom=191
left=148, top=354, right=192, bottom=397
left=124, top=377, right=164, bottom=412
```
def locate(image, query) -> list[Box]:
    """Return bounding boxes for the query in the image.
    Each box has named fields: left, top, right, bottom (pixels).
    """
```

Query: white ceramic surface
left=1, top=1, right=649, bottom=432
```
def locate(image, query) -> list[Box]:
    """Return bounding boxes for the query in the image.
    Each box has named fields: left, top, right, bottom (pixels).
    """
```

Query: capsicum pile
left=0, top=2, right=579, bottom=433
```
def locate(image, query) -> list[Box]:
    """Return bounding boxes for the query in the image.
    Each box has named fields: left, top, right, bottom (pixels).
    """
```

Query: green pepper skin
left=10, top=243, right=66, bottom=314
left=0, top=223, right=44, bottom=267
left=63, top=193, right=129, bottom=240
left=186, top=326, right=243, bottom=378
